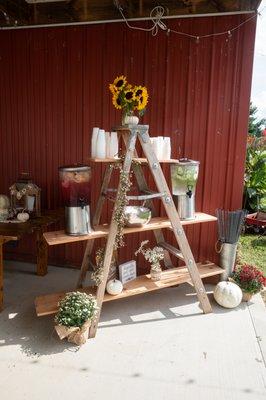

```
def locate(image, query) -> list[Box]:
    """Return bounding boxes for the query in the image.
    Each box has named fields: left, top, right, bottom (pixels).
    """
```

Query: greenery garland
left=113, top=164, right=132, bottom=249
left=91, top=162, right=132, bottom=286
left=91, top=247, right=105, bottom=287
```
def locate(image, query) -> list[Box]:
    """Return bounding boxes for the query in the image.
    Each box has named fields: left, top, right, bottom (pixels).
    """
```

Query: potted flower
left=54, top=291, right=98, bottom=345
left=231, top=264, right=266, bottom=301
left=135, top=240, right=164, bottom=281
left=109, top=75, right=148, bottom=125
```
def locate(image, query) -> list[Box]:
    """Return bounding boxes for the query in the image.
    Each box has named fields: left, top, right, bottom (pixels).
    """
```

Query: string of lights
left=114, top=1, right=262, bottom=42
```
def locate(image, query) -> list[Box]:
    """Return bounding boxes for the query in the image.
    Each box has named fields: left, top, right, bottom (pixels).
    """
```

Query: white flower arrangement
left=54, top=291, right=98, bottom=346
left=135, top=240, right=164, bottom=270
left=55, top=291, right=98, bottom=328
left=10, top=183, right=36, bottom=200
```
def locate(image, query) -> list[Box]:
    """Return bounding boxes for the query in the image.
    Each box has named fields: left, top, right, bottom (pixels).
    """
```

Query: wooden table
left=0, top=211, right=61, bottom=311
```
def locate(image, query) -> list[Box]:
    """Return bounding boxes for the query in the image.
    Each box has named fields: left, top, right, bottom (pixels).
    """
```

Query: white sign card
left=119, top=260, right=137, bottom=284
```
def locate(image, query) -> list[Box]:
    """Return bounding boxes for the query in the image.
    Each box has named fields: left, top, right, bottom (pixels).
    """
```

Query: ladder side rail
left=137, top=126, right=212, bottom=314
left=120, top=129, right=173, bottom=268
left=77, top=165, right=113, bottom=288
left=89, top=129, right=138, bottom=338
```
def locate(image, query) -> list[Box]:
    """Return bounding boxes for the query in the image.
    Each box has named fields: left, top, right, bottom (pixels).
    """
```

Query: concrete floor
left=0, top=261, right=266, bottom=400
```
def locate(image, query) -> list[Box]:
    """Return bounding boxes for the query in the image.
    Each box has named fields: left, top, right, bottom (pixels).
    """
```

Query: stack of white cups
left=91, top=127, right=119, bottom=159
left=109, top=132, right=119, bottom=158
left=163, top=137, right=171, bottom=159
left=151, top=136, right=171, bottom=160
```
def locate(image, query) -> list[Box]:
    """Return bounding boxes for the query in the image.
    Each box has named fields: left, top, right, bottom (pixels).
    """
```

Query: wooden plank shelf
left=43, top=213, right=217, bottom=246
left=35, top=262, right=224, bottom=317
left=89, top=157, right=181, bottom=164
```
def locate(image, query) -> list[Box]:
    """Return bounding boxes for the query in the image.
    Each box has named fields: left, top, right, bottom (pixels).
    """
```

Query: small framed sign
left=119, top=260, right=137, bottom=284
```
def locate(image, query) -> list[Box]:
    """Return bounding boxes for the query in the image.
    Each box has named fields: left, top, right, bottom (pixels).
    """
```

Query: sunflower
left=109, top=83, right=118, bottom=95
left=124, top=89, right=135, bottom=103
left=134, top=86, right=148, bottom=98
left=136, top=91, right=148, bottom=111
left=112, top=93, right=122, bottom=110
left=113, top=75, right=127, bottom=91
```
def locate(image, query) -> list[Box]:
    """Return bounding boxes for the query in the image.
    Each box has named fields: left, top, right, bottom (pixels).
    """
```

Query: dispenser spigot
left=186, top=189, right=193, bottom=198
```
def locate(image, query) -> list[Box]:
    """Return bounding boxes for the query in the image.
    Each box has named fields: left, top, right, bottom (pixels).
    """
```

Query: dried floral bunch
left=113, top=164, right=133, bottom=249
left=135, top=240, right=164, bottom=269
left=54, top=291, right=98, bottom=328
left=9, top=183, right=37, bottom=200
left=232, top=264, right=266, bottom=294
left=109, top=75, right=148, bottom=116
left=91, top=247, right=105, bottom=286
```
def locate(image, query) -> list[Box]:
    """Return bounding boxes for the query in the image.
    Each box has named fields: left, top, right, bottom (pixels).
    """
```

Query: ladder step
left=102, top=188, right=117, bottom=202
left=105, top=188, right=118, bottom=193
left=127, top=191, right=164, bottom=201
left=88, top=260, right=96, bottom=270
left=159, top=242, right=185, bottom=261
left=142, top=189, right=165, bottom=197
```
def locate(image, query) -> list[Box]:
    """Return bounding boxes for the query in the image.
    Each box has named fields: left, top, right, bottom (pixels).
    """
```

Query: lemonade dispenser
left=170, top=159, right=200, bottom=220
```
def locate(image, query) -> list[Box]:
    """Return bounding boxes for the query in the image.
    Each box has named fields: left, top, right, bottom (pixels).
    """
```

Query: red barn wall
left=0, top=15, right=256, bottom=271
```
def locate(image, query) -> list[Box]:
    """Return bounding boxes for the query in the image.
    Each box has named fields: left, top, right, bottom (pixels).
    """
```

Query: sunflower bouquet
left=109, top=75, right=148, bottom=121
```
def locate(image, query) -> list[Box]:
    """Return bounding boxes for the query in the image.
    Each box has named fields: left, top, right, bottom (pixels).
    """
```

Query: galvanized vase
left=219, top=242, right=238, bottom=281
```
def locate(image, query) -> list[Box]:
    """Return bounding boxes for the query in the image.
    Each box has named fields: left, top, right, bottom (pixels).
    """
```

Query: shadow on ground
left=0, top=263, right=248, bottom=357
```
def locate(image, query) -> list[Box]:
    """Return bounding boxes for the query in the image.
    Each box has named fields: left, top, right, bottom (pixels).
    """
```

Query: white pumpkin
left=0, top=208, right=9, bottom=221
left=106, top=279, right=123, bottom=296
left=17, top=212, right=30, bottom=222
left=213, top=281, right=242, bottom=309
left=124, top=115, right=139, bottom=125
left=0, top=195, right=10, bottom=209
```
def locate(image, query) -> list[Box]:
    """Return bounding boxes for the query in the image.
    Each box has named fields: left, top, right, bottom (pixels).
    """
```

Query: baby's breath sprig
left=135, top=240, right=164, bottom=270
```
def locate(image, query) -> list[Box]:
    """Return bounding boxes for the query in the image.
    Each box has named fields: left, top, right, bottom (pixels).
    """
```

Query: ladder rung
left=89, top=260, right=96, bottom=270
left=105, top=186, right=138, bottom=193
left=159, top=242, right=185, bottom=261
left=127, top=192, right=164, bottom=201
left=105, top=188, right=118, bottom=193
left=101, top=188, right=117, bottom=201
left=142, top=189, right=165, bottom=197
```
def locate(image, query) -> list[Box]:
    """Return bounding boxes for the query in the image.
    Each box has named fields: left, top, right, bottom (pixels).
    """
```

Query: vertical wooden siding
left=0, top=15, right=256, bottom=270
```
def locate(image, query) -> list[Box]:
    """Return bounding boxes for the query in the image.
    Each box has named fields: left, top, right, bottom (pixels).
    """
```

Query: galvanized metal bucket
left=219, top=242, right=238, bottom=281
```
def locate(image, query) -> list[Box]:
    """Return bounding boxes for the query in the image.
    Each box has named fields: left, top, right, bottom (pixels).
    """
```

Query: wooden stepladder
left=77, top=128, right=173, bottom=288
left=85, top=125, right=212, bottom=339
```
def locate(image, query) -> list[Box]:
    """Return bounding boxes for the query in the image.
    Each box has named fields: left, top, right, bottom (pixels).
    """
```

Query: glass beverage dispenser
left=170, top=159, right=200, bottom=220
left=59, top=165, right=93, bottom=235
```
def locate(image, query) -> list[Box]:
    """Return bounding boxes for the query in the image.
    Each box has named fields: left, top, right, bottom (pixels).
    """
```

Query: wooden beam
left=0, top=0, right=259, bottom=28
left=0, top=0, right=30, bottom=25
